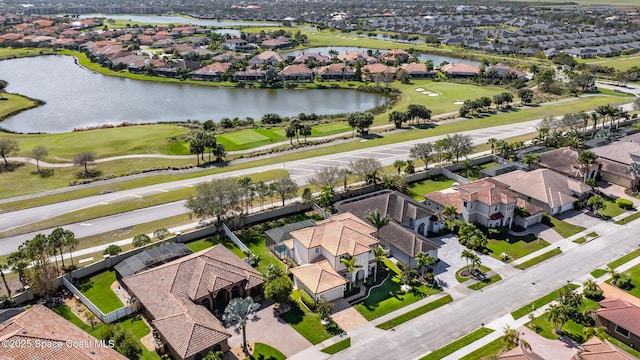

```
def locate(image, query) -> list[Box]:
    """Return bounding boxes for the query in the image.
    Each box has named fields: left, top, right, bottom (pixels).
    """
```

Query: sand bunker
left=428, top=93, right=439, bottom=96
left=454, top=101, right=464, bottom=104
left=422, top=91, right=431, bottom=94
left=415, top=88, right=424, bottom=91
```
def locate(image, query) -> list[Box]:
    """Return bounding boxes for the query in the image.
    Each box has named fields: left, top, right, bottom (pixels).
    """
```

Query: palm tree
left=222, top=297, right=260, bottom=354
left=513, top=207, right=529, bottom=228
left=459, top=160, right=477, bottom=179
left=64, top=230, right=78, bottom=267
left=366, top=209, right=391, bottom=240
left=442, top=205, right=458, bottom=231
left=583, top=326, right=608, bottom=342
left=415, top=252, right=436, bottom=279
left=546, top=303, right=569, bottom=333
left=372, top=245, right=386, bottom=282
left=578, top=150, right=598, bottom=182
left=521, top=153, right=541, bottom=169
left=0, top=263, right=11, bottom=296
left=587, top=194, right=606, bottom=216
left=627, top=162, right=640, bottom=189
left=340, top=256, right=362, bottom=290
left=502, top=325, right=519, bottom=349
left=470, top=253, right=481, bottom=272
left=487, top=137, right=498, bottom=154
left=461, top=249, right=474, bottom=270
left=393, top=160, right=406, bottom=175
left=585, top=178, right=598, bottom=194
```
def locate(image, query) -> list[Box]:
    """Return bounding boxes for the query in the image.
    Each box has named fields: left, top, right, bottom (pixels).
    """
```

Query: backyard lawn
left=453, top=161, right=500, bottom=181
left=185, top=235, right=244, bottom=258
left=78, top=270, right=124, bottom=314
left=280, top=290, right=335, bottom=344
left=247, top=343, right=286, bottom=360
left=354, top=259, right=441, bottom=321
left=405, top=175, right=455, bottom=201
left=542, top=214, right=586, bottom=238
left=527, top=298, right=601, bottom=343
left=484, top=233, right=550, bottom=261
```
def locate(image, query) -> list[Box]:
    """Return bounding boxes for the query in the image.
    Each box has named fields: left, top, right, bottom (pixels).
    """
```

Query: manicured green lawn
left=78, top=270, right=124, bottom=314
left=453, top=161, right=500, bottom=181
left=591, top=269, right=608, bottom=278
left=616, top=211, right=640, bottom=224
left=607, top=249, right=640, bottom=270
left=511, top=284, right=579, bottom=320
left=52, top=305, right=104, bottom=336
left=573, top=237, right=587, bottom=244
left=0, top=47, right=55, bottom=59
left=542, top=214, right=586, bottom=238
left=406, top=175, right=455, bottom=201
left=280, top=290, right=334, bottom=344
left=515, top=248, right=562, bottom=270
left=321, top=338, right=351, bottom=355
left=376, top=295, right=453, bottom=330
left=600, top=197, right=626, bottom=219
left=467, top=274, right=502, bottom=291
left=527, top=298, right=600, bottom=344
left=247, top=343, right=287, bottom=360
left=0, top=93, right=40, bottom=120
left=579, top=55, right=640, bottom=71
left=354, top=259, right=441, bottom=321
left=619, top=263, right=640, bottom=299
left=186, top=236, right=244, bottom=258
left=458, top=337, right=509, bottom=360
left=485, top=234, right=550, bottom=261
left=419, top=328, right=494, bottom=360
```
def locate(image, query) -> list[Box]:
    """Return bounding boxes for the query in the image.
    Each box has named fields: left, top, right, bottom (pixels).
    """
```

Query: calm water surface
left=0, top=56, right=386, bottom=133
left=79, top=14, right=279, bottom=28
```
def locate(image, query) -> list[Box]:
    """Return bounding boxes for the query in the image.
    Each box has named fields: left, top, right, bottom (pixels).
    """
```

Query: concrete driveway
left=431, top=235, right=505, bottom=288
left=517, top=326, right=580, bottom=359
left=227, top=301, right=311, bottom=357
left=556, top=209, right=603, bottom=229
left=599, top=182, right=640, bottom=208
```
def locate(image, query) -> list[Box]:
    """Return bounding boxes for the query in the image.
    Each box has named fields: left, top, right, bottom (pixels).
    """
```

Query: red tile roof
left=596, top=298, right=640, bottom=337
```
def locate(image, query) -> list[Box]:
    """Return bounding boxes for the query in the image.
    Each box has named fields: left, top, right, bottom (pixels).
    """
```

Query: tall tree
left=31, top=146, right=48, bottom=173
left=487, top=138, right=498, bottom=154
left=461, top=249, right=474, bottom=269
left=409, top=142, right=433, bottom=169
left=407, top=104, right=432, bottom=125
left=389, top=110, right=408, bottom=129
left=47, top=227, right=67, bottom=269
left=271, top=176, right=299, bottom=206
left=366, top=209, right=391, bottom=240
left=578, top=150, right=598, bottom=182
left=0, top=263, right=11, bottom=296
left=264, top=275, right=293, bottom=307
left=307, top=166, right=342, bottom=189
left=372, top=245, right=386, bottom=282
left=63, top=230, right=78, bottom=267
left=185, top=177, right=242, bottom=225
left=587, top=194, right=606, bottom=216
left=415, top=252, right=436, bottom=278
left=223, top=297, right=260, bottom=354
left=0, top=138, right=19, bottom=168
left=442, top=205, right=458, bottom=231
left=350, top=158, right=382, bottom=184
left=545, top=303, right=569, bottom=333
left=627, top=162, right=640, bottom=189
left=393, top=160, right=406, bottom=175
left=447, top=133, right=473, bottom=163
left=72, top=151, right=96, bottom=176
left=255, top=181, right=270, bottom=210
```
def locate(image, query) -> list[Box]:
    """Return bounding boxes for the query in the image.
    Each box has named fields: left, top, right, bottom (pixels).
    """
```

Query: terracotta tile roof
left=123, top=245, right=263, bottom=359
left=252, top=50, right=285, bottom=62
left=516, top=198, right=544, bottom=215
left=290, top=259, right=347, bottom=295
left=493, top=169, right=589, bottom=209
left=442, top=63, right=481, bottom=75
left=362, top=63, right=397, bottom=74
left=577, top=337, right=633, bottom=360
left=458, top=178, right=520, bottom=206
left=290, top=212, right=378, bottom=257
left=317, top=63, right=355, bottom=75
left=192, top=62, right=230, bottom=75
left=596, top=298, right=640, bottom=337
left=279, top=64, right=313, bottom=76
left=294, top=52, right=331, bottom=64
left=498, top=345, right=544, bottom=360
left=0, top=305, right=127, bottom=359
left=401, top=62, right=434, bottom=74
left=337, top=51, right=376, bottom=63
left=424, top=190, right=462, bottom=213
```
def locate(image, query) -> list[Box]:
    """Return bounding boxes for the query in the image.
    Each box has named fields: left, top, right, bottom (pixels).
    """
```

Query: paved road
left=0, top=118, right=538, bottom=228
left=330, top=221, right=639, bottom=360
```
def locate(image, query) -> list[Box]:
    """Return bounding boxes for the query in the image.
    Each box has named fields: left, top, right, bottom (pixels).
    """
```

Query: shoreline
left=0, top=93, right=46, bottom=133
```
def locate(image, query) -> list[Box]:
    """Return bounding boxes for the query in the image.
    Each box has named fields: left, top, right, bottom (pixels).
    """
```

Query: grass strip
left=573, top=237, right=587, bottom=244
left=467, top=274, right=502, bottom=291
left=615, top=211, right=640, bottom=224
left=606, top=335, right=640, bottom=358
left=458, top=337, right=507, bottom=360
left=321, top=338, right=351, bottom=355
left=376, top=295, right=453, bottom=330
left=591, top=269, right=608, bottom=278
left=511, top=284, right=579, bottom=320
left=515, top=248, right=562, bottom=270
left=419, top=328, right=494, bottom=360
left=607, top=249, right=640, bottom=270
left=247, top=343, right=287, bottom=360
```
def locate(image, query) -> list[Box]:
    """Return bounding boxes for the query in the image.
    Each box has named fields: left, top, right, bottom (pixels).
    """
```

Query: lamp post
left=504, top=237, right=511, bottom=262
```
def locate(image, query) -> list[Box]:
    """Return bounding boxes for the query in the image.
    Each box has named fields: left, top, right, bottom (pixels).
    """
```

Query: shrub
left=583, top=288, right=604, bottom=301
left=299, top=290, right=316, bottom=311
left=616, top=198, right=634, bottom=210
left=103, top=244, right=122, bottom=256
left=614, top=273, right=632, bottom=289
left=132, top=234, right=151, bottom=248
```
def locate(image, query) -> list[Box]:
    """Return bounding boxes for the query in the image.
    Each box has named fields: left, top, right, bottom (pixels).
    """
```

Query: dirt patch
left=110, top=281, right=132, bottom=305
left=63, top=296, right=102, bottom=328
left=225, top=342, right=255, bottom=360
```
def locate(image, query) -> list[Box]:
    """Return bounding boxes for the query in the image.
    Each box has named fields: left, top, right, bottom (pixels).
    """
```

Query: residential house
left=248, top=50, right=286, bottom=66
left=335, top=190, right=443, bottom=268
left=486, top=62, right=529, bottom=81
left=590, top=133, right=640, bottom=189
left=189, top=62, right=231, bottom=80
left=261, top=36, right=293, bottom=49
left=401, top=62, right=436, bottom=78
left=293, top=52, right=331, bottom=65
left=289, top=212, right=379, bottom=300
left=381, top=49, right=411, bottom=64
left=362, top=63, right=397, bottom=81
left=0, top=305, right=127, bottom=359
left=338, top=51, right=377, bottom=64
left=317, top=63, right=356, bottom=81
left=538, top=147, right=598, bottom=181
left=278, top=63, right=314, bottom=82
left=425, top=178, right=543, bottom=229
left=224, top=38, right=250, bottom=51
left=233, top=68, right=267, bottom=82
left=595, top=298, right=640, bottom=350
left=572, top=336, right=634, bottom=360
left=492, top=169, right=590, bottom=215
left=442, top=63, right=481, bottom=77
left=123, top=245, right=264, bottom=360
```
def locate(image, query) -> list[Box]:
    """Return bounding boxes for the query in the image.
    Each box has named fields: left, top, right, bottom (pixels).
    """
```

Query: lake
left=284, top=46, right=480, bottom=66
left=0, top=56, right=386, bottom=133
left=79, top=14, right=280, bottom=28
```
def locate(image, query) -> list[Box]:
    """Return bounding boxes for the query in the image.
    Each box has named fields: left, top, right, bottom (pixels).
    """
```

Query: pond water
left=78, top=14, right=280, bottom=28
left=284, top=46, right=480, bottom=66
left=0, top=56, right=386, bottom=133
